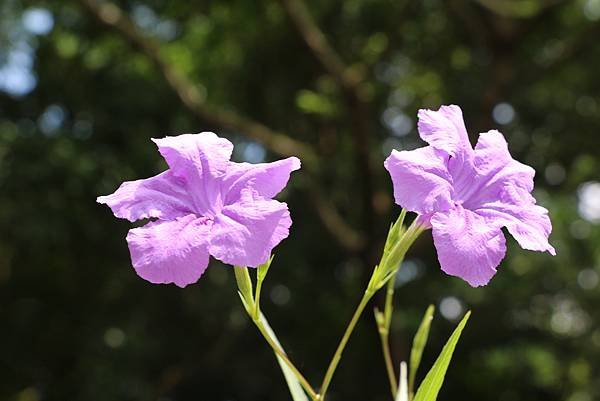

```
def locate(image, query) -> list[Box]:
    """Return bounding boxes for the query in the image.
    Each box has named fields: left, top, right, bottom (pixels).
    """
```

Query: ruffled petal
left=473, top=130, right=530, bottom=182
left=208, top=189, right=291, bottom=267
left=458, top=130, right=535, bottom=207
left=455, top=130, right=555, bottom=254
left=97, top=171, right=194, bottom=222
left=431, top=205, right=507, bottom=287
left=152, top=132, right=233, bottom=177
left=417, top=105, right=472, bottom=157
left=126, top=214, right=212, bottom=287
left=384, top=146, right=454, bottom=215
left=458, top=130, right=535, bottom=209
left=152, top=132, right=234, bottom=214
left=221, top=157, right=301, bottom=205
left=475, top=184, right=555, bottom=255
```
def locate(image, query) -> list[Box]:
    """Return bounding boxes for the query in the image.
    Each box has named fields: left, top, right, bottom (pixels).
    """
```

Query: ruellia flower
left=98, top=132, right=300, bottom=287
left=385, top=105, right=555, bottom=287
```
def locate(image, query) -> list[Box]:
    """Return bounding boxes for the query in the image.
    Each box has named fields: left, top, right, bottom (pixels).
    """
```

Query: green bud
left=234, top=266, right=254, bottom=310
left=257, top=255, right=274, bottom=283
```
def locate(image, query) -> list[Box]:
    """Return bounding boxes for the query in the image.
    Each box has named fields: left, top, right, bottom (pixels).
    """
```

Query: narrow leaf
left=257, top=255, right=274, bottom=283
left=397, top=208, right=407, bottom=232
left=234, top=266, right=254, bottom=306
left=259, top=313, right=309, bottom=401
left=384, top=209, right=407, bottom=253
left=237, top=291, right=252, bottom=314
left=413, top=311, right=471, bottom=401
left=408, top=305, right=435, bottom=398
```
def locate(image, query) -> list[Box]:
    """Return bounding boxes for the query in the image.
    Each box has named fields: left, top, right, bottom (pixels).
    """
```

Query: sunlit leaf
left=409, top=305, right=435, bottom=399
left=413, top=311, right=471, bottom=401
left=260, top=313, right=310, bottom=401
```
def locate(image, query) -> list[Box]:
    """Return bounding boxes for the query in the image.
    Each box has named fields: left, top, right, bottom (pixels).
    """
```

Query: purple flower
left=98, top=132, right=300, bottom=287
left=385, top=105, right=555, bottom=287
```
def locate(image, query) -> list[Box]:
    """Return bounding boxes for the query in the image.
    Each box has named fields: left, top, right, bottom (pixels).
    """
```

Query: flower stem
left=384, top=273, right=396, bottom=325
left=252, top=316, right=319, bottom=401
left=377, top=274, right=398, bottom=398
left=254, top=277, right=264, bottom=319
left=379, top=329, right=397, bottom=398
left=234, top=266, right=318, bottom=401
left=318, top=289, right=374, bottom=400
left=318, top=219, right=424, bottom=400
left=376, top=220, right=423, bottom=399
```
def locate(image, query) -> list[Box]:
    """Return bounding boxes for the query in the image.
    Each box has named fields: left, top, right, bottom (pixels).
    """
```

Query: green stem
left=374, top=219, right=424, bottom=399
left=384, top=275, right=396, bottom=325
left=379, top=330, right=397, bottom=398
left=254, top=277, right=264, bottom=319
left=319, top=289, right=374, bottom=400
left=378, top=275, right=398, bottom=398
left=252, top=316, right=319, bottom=401
left=234, top=266, right=318, bottom=400
left=319, top=219, right=424, bottom=400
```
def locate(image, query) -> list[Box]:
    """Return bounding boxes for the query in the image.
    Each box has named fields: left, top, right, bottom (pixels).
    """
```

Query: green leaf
left=257, top=255, right=274, bottom=283
left=237, top=291, right=252, bottom=314
left=259, top=313, right=309, bottom=401
left=234, top=266, right=254, bottom=307
left=413, top=311, right=471, bottom=401
left=295, top=89, right=339, bottom=117
left=384, top=209, right=407, bottom=254
left=409, top=305, right=435, bottom=399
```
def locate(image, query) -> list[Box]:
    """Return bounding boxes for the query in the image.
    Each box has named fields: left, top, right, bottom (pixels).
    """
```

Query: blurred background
left=1, top=0, right=599, bottom=400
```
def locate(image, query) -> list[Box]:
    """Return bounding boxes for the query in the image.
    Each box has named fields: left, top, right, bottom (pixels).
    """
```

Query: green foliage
left=260, top=314, right=310, bottom=401
left=409, top=305, right=435, bottom=399
left=413, top=312, right=471, bottom=401
left=296, top=90, right=340, bottom=117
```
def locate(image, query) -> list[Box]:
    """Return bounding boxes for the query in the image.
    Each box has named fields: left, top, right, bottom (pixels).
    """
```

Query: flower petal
left=470, top=130, right=531, bottom=196
left=417, top=105, right=472, bottom=157
left=475, top=185, right=555, bottom=255
left=221, top=157, right=301, bottom=205
left=473, top=130, right=526, bottom=179
left=456, top=130, right=555, bottom=254
left=152, top=132, right=234, bottom=214
left=97, top=171, right=195, bottom=222
left=384, top=146, right=454, bottom=215
left=152, top=132, right=233, bottom=177
left=126, top=214, right=212, bottom=287
left=208, top=189, right=291, bottom=267
left=431, top=205, right=507, bottom=287
left=456, top=130, right=534, bottom=206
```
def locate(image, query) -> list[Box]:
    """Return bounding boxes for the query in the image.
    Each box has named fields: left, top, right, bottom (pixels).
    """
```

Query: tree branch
left=308, top=189, right=366, bottom=252
left=543, top=21, right=600, bottom=72
left=80, top=0, right=318, bottom=168
left=279, top=0, right=376, bottom=251
left=278, top=0, right=362, bottom=92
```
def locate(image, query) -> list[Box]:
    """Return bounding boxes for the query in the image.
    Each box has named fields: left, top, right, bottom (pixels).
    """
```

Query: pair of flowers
left=98, top=105, right=554, bottom=287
